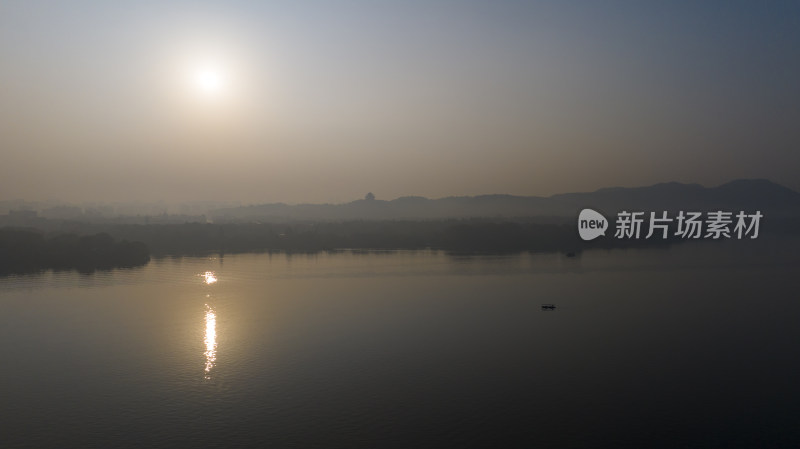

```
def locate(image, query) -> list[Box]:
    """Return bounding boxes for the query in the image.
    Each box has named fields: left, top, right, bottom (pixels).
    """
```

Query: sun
left=192, top=65, right=227, bottom=96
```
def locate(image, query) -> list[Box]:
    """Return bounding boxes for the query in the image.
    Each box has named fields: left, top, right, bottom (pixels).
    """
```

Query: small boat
left=565, top=252, right=576, bottom=258
left=541, top=304, right=556, bottom=310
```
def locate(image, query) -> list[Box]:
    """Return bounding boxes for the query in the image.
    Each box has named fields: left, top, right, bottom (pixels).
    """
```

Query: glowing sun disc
left=193, top=67, right=225, bottom=94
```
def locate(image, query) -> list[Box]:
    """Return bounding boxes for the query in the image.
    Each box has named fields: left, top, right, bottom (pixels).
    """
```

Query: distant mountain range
left=211, top=179, right=800, bottom=222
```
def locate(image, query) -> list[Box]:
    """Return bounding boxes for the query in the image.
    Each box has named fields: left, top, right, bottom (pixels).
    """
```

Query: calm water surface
left=1, top=239, right=799, bottom=448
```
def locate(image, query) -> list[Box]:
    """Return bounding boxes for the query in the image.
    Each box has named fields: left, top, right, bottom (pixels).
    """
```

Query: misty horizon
left=2, top=177, right=797, bottom=224
left=2, top=177, right=797, bottom=211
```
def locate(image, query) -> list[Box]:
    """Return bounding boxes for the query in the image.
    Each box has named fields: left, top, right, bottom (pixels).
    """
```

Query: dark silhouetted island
left=0, top=229, right=150, bottom=274
left=6, top=219, right=684, bottom=257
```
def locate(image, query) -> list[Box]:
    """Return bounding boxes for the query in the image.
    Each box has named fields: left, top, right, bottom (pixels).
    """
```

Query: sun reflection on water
left=204, top=304, right=217, bottom=379
left=203, top=271, right=218, bottom=284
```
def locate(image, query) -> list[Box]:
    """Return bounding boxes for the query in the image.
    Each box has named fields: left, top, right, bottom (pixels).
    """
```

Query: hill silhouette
left=211, top=179, right=800, bottom=222
left=2, top=179, right=797, bottom=259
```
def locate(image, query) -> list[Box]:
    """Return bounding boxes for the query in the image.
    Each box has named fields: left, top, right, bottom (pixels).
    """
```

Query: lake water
left=1, top=238, right=799, bottom=448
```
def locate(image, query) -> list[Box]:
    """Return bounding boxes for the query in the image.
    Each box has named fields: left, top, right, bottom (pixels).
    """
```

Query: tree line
left=0, top=229, right=149, bottom=274
left=46, top=219, right=679, bottom=255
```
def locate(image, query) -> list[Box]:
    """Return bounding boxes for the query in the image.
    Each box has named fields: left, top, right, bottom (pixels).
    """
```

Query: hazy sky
left=1, top=1, right=798, bottom=204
